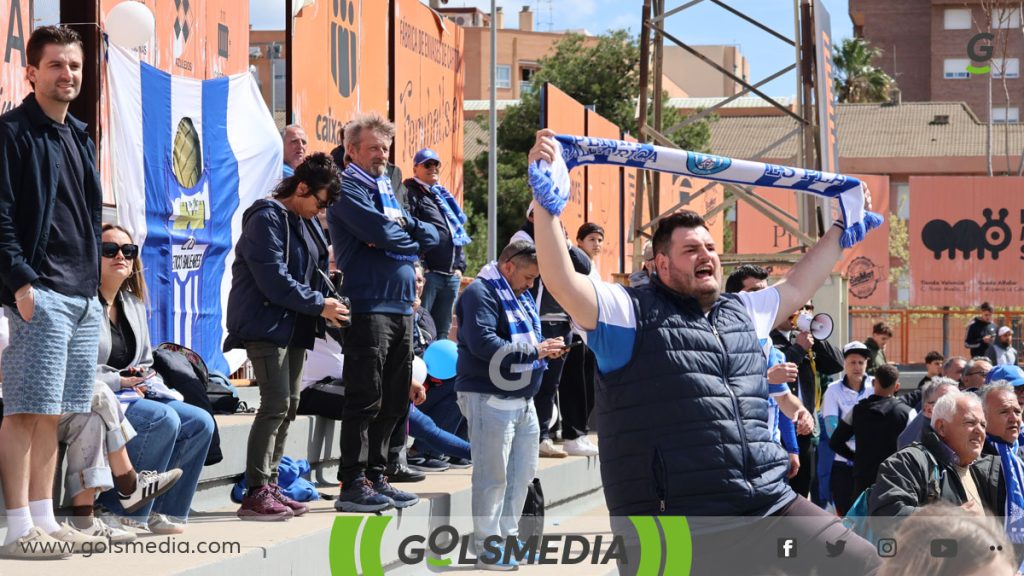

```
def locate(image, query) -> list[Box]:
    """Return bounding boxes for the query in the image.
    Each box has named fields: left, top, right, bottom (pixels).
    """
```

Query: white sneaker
left=79, top=516, right=137, bottom=543
left=48, top=522, right=107, bottom=554
left=539, top=438, right=568, bottom=458
left=147, top=513, right=186, bottom=535
left=564, top=436, right=599, bottom=456
left=119, top=469, right=183, bottom=514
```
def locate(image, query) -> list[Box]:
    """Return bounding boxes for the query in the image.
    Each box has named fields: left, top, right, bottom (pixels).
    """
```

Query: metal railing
left=848, top=308, right=1024, bottom=365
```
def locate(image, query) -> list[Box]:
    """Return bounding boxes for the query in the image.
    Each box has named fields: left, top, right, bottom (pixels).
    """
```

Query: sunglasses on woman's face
left=101, top=242, right=139, bottom=260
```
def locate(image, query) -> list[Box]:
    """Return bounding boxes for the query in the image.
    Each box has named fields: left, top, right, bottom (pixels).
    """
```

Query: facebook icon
left=777, top=538, right=798, bottom=558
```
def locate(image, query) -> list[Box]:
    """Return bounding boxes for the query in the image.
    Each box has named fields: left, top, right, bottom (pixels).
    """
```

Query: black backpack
left=155, top=342, right=240, bottom=414
left=519, top=478, right=545, bottom=541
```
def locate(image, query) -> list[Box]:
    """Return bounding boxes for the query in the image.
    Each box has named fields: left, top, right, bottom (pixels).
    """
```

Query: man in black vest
left=528, top=129, right=880, bottom=575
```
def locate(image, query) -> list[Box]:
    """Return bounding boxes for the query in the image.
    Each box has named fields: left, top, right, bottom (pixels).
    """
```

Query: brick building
left=850, top=0, right=1024, bottom=122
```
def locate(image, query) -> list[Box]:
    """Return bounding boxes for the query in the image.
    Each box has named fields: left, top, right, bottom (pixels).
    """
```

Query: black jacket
left=224, top=199, right=329, bottom=351
left=771, top=330, right=844, bottom=415
left=0, top=94, right=103, bottom=305
left=405, top=178, right=466, bottom=274
left=829, top=394, right=915, bottom=487
left=965, top=317, right=997, bottom=358
left=869, top=424, right=1004, bottom=517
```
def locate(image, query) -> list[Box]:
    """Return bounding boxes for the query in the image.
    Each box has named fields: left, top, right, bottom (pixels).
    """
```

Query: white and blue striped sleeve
left=576, top=278, right=637, bottom=374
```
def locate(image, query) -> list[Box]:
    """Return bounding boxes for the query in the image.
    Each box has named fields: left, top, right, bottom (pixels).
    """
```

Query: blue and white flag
left=530, top=135, right=883, bottom=248
left=107, top=45, right=282, bottom=374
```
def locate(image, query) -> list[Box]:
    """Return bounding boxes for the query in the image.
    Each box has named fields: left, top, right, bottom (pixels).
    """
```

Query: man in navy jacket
left=455, top=240, right=566, bottom=568
left=327, top=112, right=438, bottom=512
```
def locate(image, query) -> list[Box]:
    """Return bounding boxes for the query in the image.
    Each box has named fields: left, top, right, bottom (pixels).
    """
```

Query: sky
left=250, top=0, right=852, bottom=97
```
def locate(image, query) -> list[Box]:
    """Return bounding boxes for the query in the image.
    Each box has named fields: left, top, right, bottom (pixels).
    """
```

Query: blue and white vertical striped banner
left=107, top=45, right=282, bottom=374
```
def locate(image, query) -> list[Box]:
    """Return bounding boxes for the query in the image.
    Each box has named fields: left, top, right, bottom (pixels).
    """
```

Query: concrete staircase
left=0, top=385, right=610, bottom=575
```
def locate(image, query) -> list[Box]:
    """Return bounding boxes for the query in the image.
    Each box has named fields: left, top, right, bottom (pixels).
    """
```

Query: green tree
left=833, top=37, right=896, bottom=103
left=462, top=30, right=714, bottom=274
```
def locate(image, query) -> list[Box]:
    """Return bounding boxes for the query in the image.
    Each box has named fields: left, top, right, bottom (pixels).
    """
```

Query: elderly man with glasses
left=962, top=357, right=994, bottom=393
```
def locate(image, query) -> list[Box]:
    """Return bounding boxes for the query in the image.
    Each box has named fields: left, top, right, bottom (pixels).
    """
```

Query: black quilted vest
left=596, top=279, right=794, bottom=517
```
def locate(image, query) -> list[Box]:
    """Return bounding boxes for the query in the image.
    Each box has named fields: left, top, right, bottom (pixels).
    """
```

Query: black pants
left=831, top=460, right=856, bottom=517
left=338, top=313, right=413, bottom=484
left=612, top=496, right=880, bottom=576
left=790, top=433, right=814, bottom=497
left=559, top=333, right=596, bottom=440
left=533, top=321, right=572, bottom=441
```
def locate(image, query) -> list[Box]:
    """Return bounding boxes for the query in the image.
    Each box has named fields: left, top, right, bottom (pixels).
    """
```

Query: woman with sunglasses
left=225, top=152, right=349, bottom=521
left=93, top=224, right=215, bottom=535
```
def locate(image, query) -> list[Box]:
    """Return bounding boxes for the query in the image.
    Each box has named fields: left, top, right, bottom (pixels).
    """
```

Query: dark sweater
left=830, top=394, right=915, bottom=487
left=454, top=279, right=544, bottom=399
left=326, top=172, right=438, bottom=315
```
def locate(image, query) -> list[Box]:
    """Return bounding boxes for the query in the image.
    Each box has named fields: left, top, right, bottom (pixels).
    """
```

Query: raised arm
left=773, top=186, right=872, bottom=320
left=530, top=130, right=599, bottom=330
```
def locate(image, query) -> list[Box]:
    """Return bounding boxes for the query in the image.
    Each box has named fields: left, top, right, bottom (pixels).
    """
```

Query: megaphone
left=793, top=312, right=834, bottom=340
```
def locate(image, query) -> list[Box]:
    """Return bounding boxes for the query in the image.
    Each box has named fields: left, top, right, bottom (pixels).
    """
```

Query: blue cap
left=414, top=148, right=441, bottom=166
left=985, top=364, right=1024, bottom=387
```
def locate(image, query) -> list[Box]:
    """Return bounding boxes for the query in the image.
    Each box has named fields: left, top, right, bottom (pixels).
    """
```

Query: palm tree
left=833, top=37, right=896, bottom=103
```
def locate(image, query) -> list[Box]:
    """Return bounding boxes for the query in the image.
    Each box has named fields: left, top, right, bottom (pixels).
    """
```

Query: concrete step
left=0, top=441, right=607, bottom=575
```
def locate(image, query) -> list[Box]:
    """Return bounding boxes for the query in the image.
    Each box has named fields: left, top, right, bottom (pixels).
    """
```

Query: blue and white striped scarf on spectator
left=477, top=261, right=546, bottom=373
left=529, top=135, right=883, bottom=249
left=987, top=435, right=1024, bottom=546
left=430, top=184, right=471, bottom=246
left=344, top=162, right=418, bottom=262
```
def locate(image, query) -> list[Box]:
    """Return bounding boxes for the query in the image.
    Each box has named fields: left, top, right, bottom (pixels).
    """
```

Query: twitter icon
left=825, top=540, right=847, bottom=557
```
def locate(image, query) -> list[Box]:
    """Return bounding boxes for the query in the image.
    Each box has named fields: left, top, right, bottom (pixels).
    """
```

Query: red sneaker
left=268, top=483, right=309, bottom=516
left=237, top=485, right=293, bottom=521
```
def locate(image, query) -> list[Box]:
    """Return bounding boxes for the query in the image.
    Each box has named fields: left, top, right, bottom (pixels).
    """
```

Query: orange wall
left=392, top=0, right=465, bottom=200
left=0, top=0, right=31, bottom=115
left=584, top=110, right=622, bottom=279
left=291, top=0, right=389, bottom=154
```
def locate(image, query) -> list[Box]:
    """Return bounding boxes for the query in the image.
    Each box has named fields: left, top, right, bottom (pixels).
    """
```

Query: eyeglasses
left=307, top=193, right=330, bottom=209
left=101, top=242, right=138, bottom=259
left=966, top=370, right=988, bottom=377
left=422, top=160, right=440, bottom=169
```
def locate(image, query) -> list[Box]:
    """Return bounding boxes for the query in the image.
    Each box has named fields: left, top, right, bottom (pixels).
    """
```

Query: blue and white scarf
left=529, top=135, right=884, bottom=249
left=987, top=435, right=1024, bottom=545
left=430, top=184, right=471, bottom=246
left=477, top=262, right=546, bottom=373
left=344, top=162, right=418, bottom=261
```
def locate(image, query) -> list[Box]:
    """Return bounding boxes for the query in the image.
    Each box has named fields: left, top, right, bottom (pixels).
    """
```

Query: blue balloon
left=423, top=339, right=458, bottom=379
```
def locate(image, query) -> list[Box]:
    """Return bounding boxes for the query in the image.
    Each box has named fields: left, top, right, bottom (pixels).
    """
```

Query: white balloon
left=105, top=2, right=155, bottom=48
left=412, top=356, right=428, bottom=386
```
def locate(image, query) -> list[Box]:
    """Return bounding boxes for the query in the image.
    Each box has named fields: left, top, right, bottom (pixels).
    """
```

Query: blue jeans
left=420, top=271, right=460, bottom=341
left=413, top=378, right=464, bottom=458
left=408, top=405, right=471, bottom=461
left=97, top=398, right=214, bottom=521
left=457, top=392, right=539, bottom=553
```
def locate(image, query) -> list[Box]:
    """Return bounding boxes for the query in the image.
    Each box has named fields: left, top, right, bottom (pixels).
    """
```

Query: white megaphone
left=793, top=312, right=834, bottom=340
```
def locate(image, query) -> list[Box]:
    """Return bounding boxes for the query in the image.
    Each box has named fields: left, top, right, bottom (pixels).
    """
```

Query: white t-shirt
left=822, top=376, right=873, bottom=463
left=580, top=277, right=781, bottom=390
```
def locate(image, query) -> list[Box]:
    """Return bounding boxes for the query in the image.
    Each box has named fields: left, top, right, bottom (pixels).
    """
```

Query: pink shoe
left=237, top=485, right=293, bottom=521
left=268, top=483, right=309, bottom=516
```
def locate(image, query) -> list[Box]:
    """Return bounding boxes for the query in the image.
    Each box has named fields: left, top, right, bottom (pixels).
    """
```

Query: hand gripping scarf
left=529, top=135, right=883, bottom=248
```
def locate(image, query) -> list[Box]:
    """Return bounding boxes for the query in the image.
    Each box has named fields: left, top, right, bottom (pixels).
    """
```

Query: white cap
left=843, top=341, right=870, bottom=357
left=999, top=326, right=1013, bottom=336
